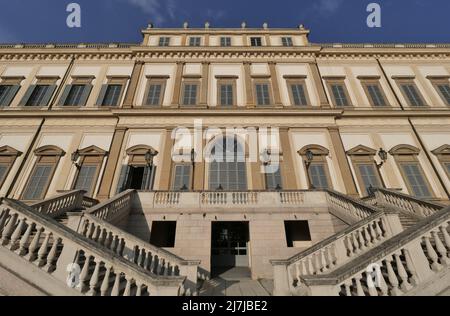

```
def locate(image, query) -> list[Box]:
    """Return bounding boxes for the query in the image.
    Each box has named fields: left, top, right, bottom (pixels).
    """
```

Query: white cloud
left=121, top=0, right=174, bottom=25
left=313, top=0, right=344, bottom=16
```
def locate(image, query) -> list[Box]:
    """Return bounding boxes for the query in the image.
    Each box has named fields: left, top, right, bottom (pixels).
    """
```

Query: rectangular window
left=430, top=80, right=450, bottom=106
left=289, top=83, right=309, bottom=106
left=357, top=164, right=382, bottom=195
left=74, top=165, right=99, bottom=195
left=64, top=85, right=88, bottom=106
left=0, top=164, right=10, bottom=186
left=218, top=82, right=235, bottom=106
left=0, top=85, right=14, bottom=107
left=172, top=164, right=192, bottom=191
left=22, top=164, right=54, bottom=201
left=255, top=83, right=271, bottom=106
left=362, top=81, right=388, bottom=107
left=309, top=163, right=330, bottom=189
left=284, top=221, right=312, bottom=248
left=265, top=167, right=283, bottom=190
left=182, top=83, right=198, bottom=106
left=444, top=162, right=450, bottom=178
left=400, top=163, right=432, bottom=198
left=25, top=85, right=50, bottom=106
left=101, top=84, right=122, bottom=106
left=250, top=37, right=262, bottom=47
left=189, top=37, right=201, bottom=46
left=329, top=82, right=351, bottom=107
left=399, top=82, right=426, bottom=107
left=281, top=37, right=293, bottom=47
left=220, top=37, right=231, bottom=47
left=159, top=37, right=170, bottom=47
left=150, top=221, right=177, bottom=248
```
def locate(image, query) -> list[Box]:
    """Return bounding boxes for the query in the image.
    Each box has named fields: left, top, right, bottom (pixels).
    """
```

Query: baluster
left=364, top=225, right=373, bottom=247
left=358, top=229, right=367, bottom=250
left=100, top=265, right=112, bottom=296
left=88, top=259, right=101, bottom=296
left=374, top=220, right=383, bottom=239
left=93, top=226, right=101, bottom=242
left=366, top=271, right=378, bottom=296
left=138, top=249, right=145, bottom=267
left=376, top=267, right=389, bottom=296
left=394, top=253, right=412, bottom=291
left=432, top=231, right=450, bottom=265
left=403, top=249, right=419, bottom=286
left=424, top=235, right=442, bottom=271
left=144, top=252, right=152, bottom=271
left=440, top=224, right=450, bottom=250
left=79, top=255, right=92, bottom=292
left=355, top=275, right=365, bottom=296
left=343, top=281, right=352, bottom=296
left=87, top=223, right=95, bottom=239
left=98, top=229, right=106, bottom=245
left=117, top=239, right=125, bottom=256
left=345, top=236, right=354, bottom=256
left=18, top=222, right=34, bottom=255
left=352, top=232, right=360, bottom=253
left=111, top=272, right=121, bottom=296
left=320, top=249, right=328, bottom=272
left=110, top=236, right=118, bottom=252
left=123, top=278, right=132, bottom=296
left=1, top=213, right=17, bottom=245
left=9, top=217, right=26, bottom=250
left=45, top=237, right=60, bottom=272
left=369, top=221, right=377, bottom=242
left=163, top=261, right=170, bottom=276
left=26, top=226, right=43, bottom=261
left=135, top=283, right=143, bottom=296
left=0, top=209, right=10, bottom=231
left=386, top=257, right=401, bottom=296
left=37, top=232, right=51, bottom=266
left=105, top=232, right=113, bottom=249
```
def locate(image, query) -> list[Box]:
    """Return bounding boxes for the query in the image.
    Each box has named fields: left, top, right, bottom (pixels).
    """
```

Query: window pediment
left=77, top=145, right=108, bottom=157
left=126, top=145, right=158, bottom=156
left=432, top=144, right=450, bottom=157
left=34, top=145, right=65, bottom=157
left=0, top=145, right=22, bottom=157
left=389, top=144, right=420, bottom=156
left=298, top=145, right=329, bottom=156
left=346, top=145, right=377, bottom=156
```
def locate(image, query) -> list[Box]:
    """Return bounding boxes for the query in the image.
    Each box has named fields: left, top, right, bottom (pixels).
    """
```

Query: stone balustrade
left=141, top=190, right=324, bottom=211
left=86, top=190, right=134, bottom=224
left=82, top=196, right=100, bottom=209
left=326, top=190, right=377, bottom=223
left=30, top=190, right=85, bottom=218
left=77, top=213, right=200, bottom=295
left=0, top=198, right=186, bottom=296
left=371, top=188, right=444, bottom=218
left=271, top=210, right=403, bottom=296
left=299, top=207, right=450, bottom=296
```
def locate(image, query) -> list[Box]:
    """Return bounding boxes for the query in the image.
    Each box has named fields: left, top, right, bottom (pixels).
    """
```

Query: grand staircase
left=0, top=190, right=200, bottom=296
left=271, top=188, right=450, bottom=296
left=0, top=187, right=449, bottom=296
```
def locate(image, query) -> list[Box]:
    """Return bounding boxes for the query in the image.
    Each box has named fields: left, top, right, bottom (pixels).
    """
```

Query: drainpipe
left=376, top=58, right=450, bottom=199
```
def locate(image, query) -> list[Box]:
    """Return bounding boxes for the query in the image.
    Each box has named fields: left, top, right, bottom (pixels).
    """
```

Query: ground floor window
left=284, top=221, right=312, bottom=248
left=150, top=221, right=177, bottom=248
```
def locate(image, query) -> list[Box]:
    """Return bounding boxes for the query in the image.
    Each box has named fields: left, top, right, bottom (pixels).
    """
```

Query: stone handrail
left=82, top=196, right=100, bottom=209
left=30, top=190, right=85, bottom=218
left=78, top=213, right=200, bottom=295
left=325, top=190, right=378, bottom=223
left=271, top=210, right=403, bottom=296
left=149, top=190, right=317, bottom=210
left=85, top=190, right=134, bottom=223
left=0, top=198, right=186, bottom=296
left=370, top=188, right=444, bottom=218
left=300, top=207, right=450, bottom=296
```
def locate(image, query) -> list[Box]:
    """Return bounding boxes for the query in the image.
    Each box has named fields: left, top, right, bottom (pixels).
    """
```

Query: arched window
left=432, top=145, right=450, bottom=180
left=298, top=145, right=332, bottom=190
left=116, top=145, right=158, bottom=193
left=0, top=145, right=22, bottom=188
left=347, top=145, right=384, bottom=196
left=389, top=144, right=434, bottom=198
left=208, top=136, right=247, bottom=191
left=22, top=145, right=65, bottom=201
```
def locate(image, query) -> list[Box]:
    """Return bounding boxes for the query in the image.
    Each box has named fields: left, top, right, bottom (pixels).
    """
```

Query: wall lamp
left=305, top=149, right=314, bottom=168
left=71, top=150, right=81, bottom=168
left=145, top=149, right=159, bottom=166
left=377, top=148, right=388, bottom=168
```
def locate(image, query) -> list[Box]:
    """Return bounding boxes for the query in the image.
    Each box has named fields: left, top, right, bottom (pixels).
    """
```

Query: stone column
left=327, top=126, right=359, bottom=196
left=269, top=62, right=283, bottom=108
left=171, top=62, right=185, bottom=108
left=244, top=62, right=255, bottom=108
left=272, top=264, right=292, bottom=296
left=97, top=127, right=127, bottom=200
left=200, top=62, right=210, bottom=107
left=279, top=128, right=298, bottom=190
left=122, top=61, right=144, bottom=108
left=158, top=128, right=175, bottom=191
left=309, top=62, right=331, bottom=108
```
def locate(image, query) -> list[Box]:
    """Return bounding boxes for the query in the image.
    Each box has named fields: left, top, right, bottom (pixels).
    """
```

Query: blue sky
left=0, top=0, right=449, bottom=44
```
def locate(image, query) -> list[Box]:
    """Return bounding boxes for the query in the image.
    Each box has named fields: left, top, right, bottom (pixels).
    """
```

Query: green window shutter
left=0, top=85, right=20, bottom=107
left=39, top=84, right=57, bottom=106
left=95, top=84, right=108, bottom=106
left=18, top=85, right=36, bottom=106
left=58, top=85, right=72, bottom=106
left=78, top=84, right=93, bottom=106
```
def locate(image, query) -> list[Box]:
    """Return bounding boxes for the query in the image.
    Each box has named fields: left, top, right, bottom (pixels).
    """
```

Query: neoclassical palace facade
left=0, top=24, right=449, bottom=296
